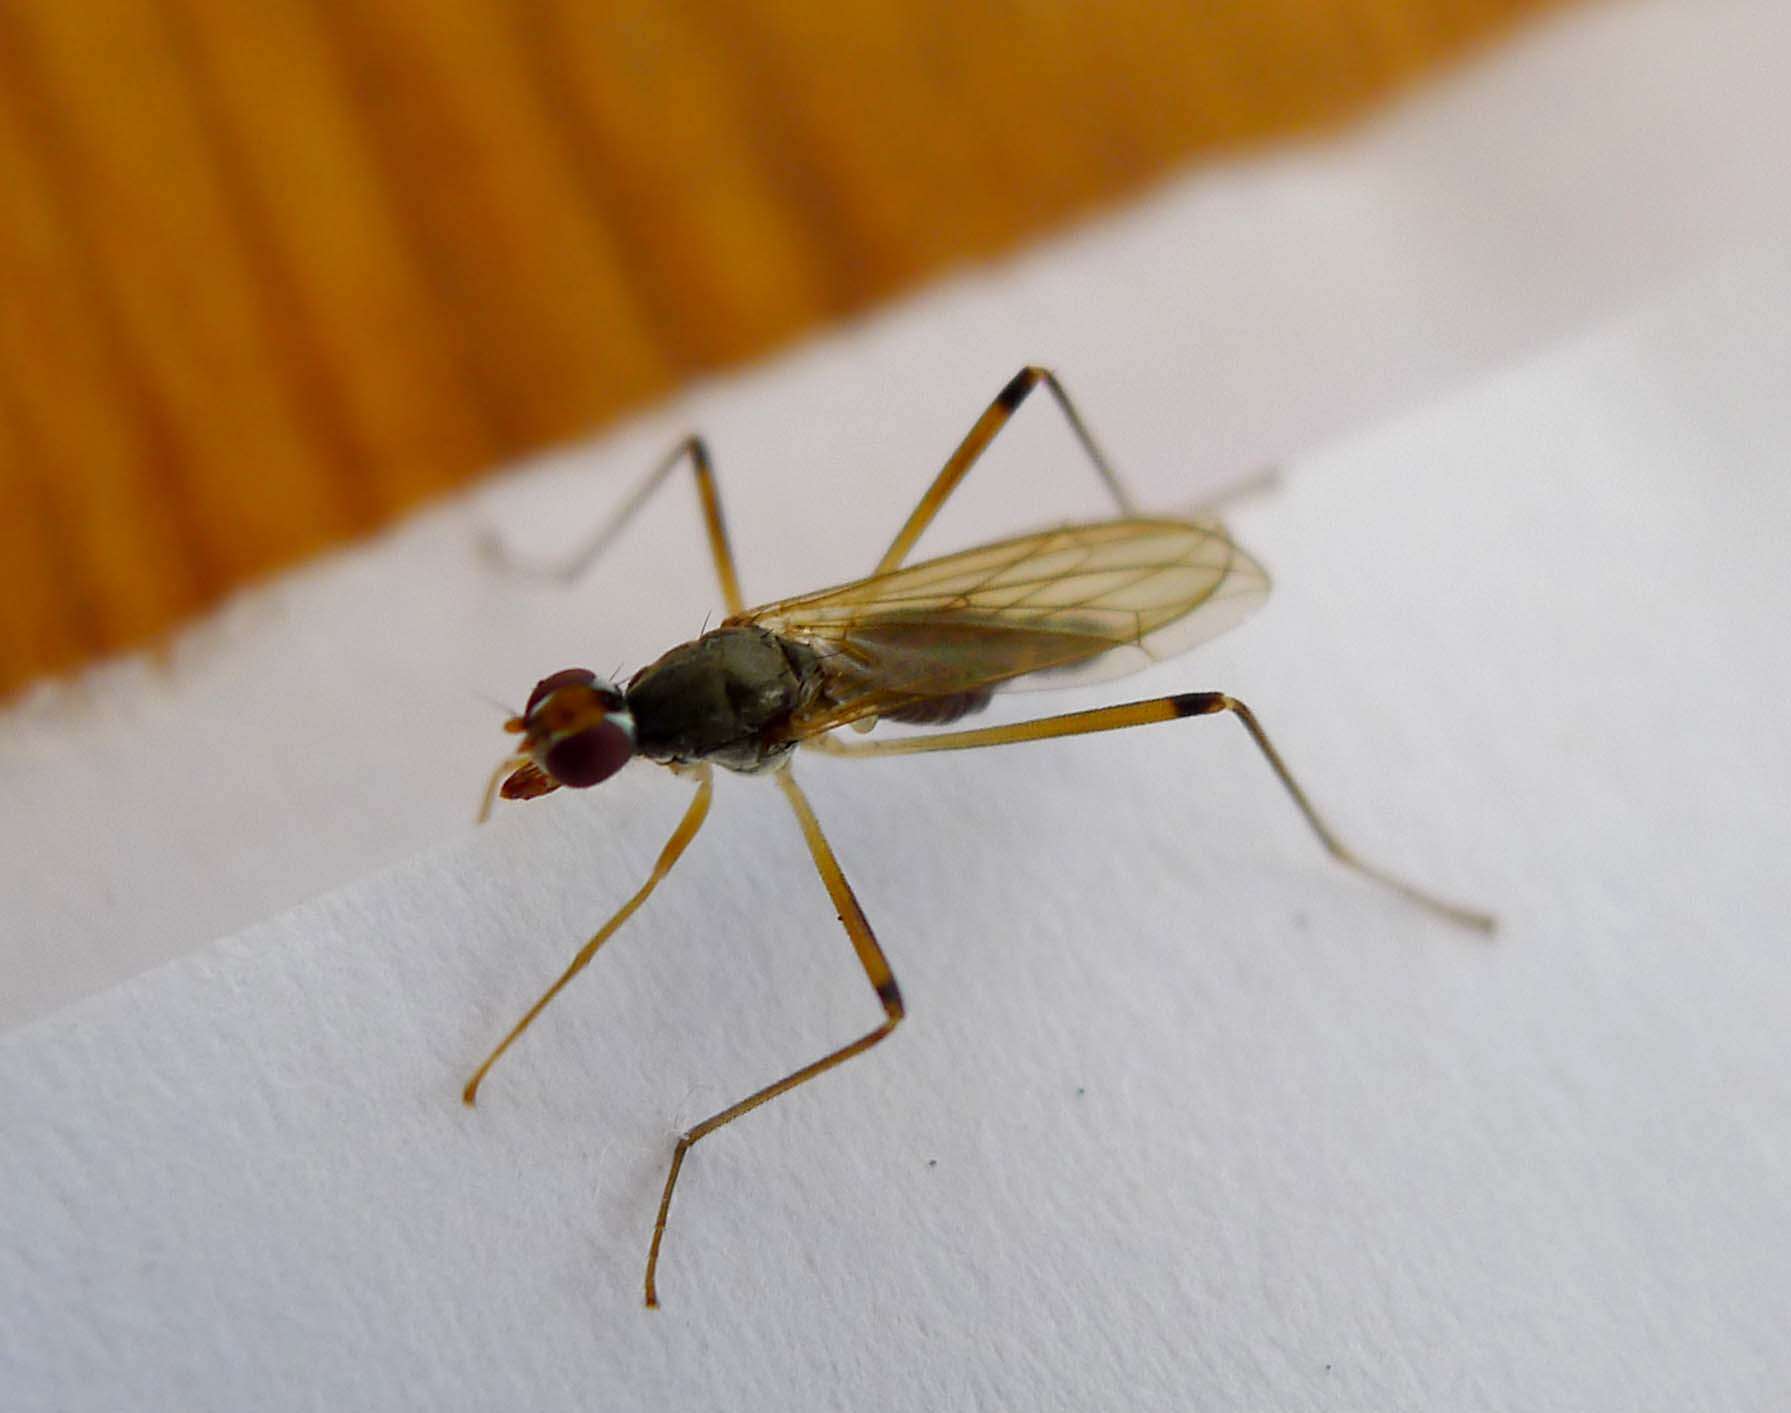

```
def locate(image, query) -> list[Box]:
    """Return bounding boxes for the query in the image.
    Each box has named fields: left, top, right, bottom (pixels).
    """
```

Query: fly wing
left=740, top=518, right=1271, bottom=736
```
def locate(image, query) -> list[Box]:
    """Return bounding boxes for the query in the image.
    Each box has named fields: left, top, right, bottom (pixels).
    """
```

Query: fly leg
left=463, top=767, right=716, bottom=1106
left=643, top=768, right=904, bottom=1307
left=876, top=365, right=1137, bottom=573
left=810, top=694, right=1494, bottom=932
left=480, top=434, right=745, bottom=614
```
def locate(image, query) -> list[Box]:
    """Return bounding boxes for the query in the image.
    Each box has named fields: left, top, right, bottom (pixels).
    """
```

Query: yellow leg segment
left=643, top=768, right=904, bottom=1307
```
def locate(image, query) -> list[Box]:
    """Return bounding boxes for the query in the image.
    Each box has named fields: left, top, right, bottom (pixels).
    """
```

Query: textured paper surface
left=4, top=0, right=1791, bottom=1028
left=4, top=248, right=1788, bottom=1410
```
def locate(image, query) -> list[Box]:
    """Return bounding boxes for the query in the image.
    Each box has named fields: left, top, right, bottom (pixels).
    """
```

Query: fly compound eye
left=543, top=714, right=636, bottom=788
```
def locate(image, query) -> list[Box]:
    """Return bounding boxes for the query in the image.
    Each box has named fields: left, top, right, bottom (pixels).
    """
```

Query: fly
left=463, top=366, right=1495, bottom=1307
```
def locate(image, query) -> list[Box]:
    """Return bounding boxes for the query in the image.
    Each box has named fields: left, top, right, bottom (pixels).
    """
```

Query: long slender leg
left=463, top=767, right=715, bottom=1106
left=643, top=768, right=903, bottom=1308
left=876, top=365, right=1138, bottom=575
left=808, top=694, right=1494, bottom=932
left=482, top=434, right=745, bottom=615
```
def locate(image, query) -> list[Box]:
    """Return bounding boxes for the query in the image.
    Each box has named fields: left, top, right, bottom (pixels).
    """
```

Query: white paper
left=5, top=0, right=1791, bottom=1029
left=4, top=246, right=1788, bottom=1411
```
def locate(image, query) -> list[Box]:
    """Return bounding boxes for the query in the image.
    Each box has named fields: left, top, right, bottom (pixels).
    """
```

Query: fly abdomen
left=879, top=687, right=995, bottom=727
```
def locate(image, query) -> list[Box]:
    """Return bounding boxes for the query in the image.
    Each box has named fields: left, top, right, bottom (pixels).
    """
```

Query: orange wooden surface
left=0, top=0, right=1560, bottom=696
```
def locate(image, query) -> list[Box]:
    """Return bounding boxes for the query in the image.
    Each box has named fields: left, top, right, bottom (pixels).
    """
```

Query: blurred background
left=0, top=0, right=1560, bottom=698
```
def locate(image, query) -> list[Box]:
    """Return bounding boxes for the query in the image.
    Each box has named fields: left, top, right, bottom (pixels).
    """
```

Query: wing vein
left=736, top=518, right=1271, bottom=734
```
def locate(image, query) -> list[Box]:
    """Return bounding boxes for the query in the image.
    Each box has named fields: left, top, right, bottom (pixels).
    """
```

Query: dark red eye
left=526, top=668, right=597, bottom=718
left=544, top=718, right=635, bottom=788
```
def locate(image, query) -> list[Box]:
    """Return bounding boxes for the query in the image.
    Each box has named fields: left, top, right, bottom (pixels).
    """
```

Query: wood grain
left=0, top=0, right=1560, bottom=696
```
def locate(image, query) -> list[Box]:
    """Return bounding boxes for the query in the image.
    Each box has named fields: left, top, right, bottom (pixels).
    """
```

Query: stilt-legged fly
left=464, top=366, right=1494, bottom=1307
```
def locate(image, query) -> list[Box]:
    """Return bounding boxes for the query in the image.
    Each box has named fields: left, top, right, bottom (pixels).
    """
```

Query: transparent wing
left=739, top=518, right=1271, bottom=735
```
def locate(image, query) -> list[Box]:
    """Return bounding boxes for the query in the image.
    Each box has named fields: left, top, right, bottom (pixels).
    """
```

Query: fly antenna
left=471, top=689, right=521, bottom=719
